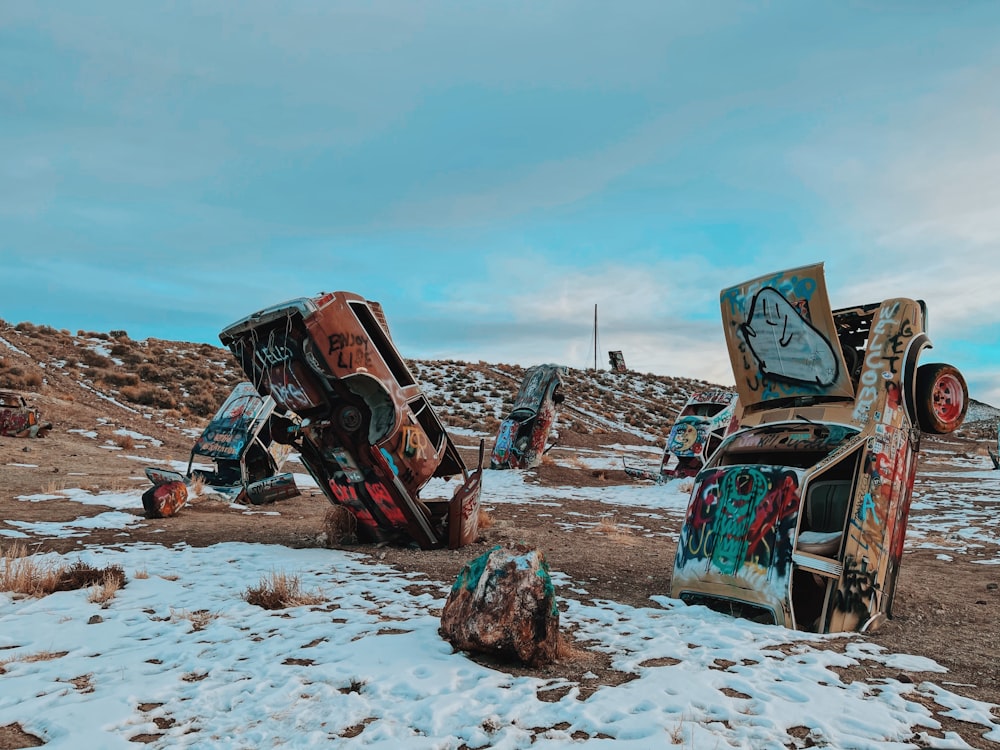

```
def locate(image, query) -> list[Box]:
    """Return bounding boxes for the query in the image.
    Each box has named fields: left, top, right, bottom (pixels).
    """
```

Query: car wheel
left=915, top=363, right=968, bottom=434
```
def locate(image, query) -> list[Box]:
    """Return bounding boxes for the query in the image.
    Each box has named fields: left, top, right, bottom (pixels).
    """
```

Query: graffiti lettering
left=329, top=482, right=358, bottom=502
left=269, top=379, right=312, bottom=412
left=854, top=304, right=907, bottom=421
left=402, top=425, right=427, bottom=458
left=328, top=331, right=368, bottom=354
left=365, top=481, right=393, bottom=504
left=326, top=332, right=373, bottom=370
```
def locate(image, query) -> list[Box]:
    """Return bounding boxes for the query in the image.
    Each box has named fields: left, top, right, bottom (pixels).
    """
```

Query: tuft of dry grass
left=170, top=608, right=218, bottom=631
left=1, top=543, right=127, bottom=599
left=87, top=570, right=124, bottom=607
left=591, top=516, right=635, bottom=543
left=0, top=650, right=69, bottom=674
left=1, top=543, right=64, bottom=596
left=187, top=473, right=206, bottom=498
left=133, top=568, right=149, bottom=579
left=476, top=507, right=494, bottom=531
left=323, top=506, right=357, bottom=546
left=244, top=571, right=326, bottom=610
left=112, top=433, right=135, bottom=450
left=42, top=480, right=68, bottom=495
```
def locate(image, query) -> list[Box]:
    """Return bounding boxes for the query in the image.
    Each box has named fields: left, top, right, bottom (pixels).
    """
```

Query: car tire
left=915, top=363, right=968, bottom=434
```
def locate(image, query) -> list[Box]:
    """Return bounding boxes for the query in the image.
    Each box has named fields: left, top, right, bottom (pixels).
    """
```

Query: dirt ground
left=1, top=405, right=998, bottom=748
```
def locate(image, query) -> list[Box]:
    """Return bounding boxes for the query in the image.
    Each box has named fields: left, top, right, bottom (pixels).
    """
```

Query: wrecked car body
left=670, top=263, right=968, bottom=633
left=145, top=382, right=298, bottom=505
left=0, top=390, right=52, bottom=438
left=219, top=292, right=483, bottom=550
left=625, top=389, right=739, bottom=482
left=490, top=364, right=567, bottom=470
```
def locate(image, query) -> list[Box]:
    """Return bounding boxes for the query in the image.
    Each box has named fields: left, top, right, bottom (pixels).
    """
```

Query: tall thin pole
left=593, top=304, right=598, bottom=370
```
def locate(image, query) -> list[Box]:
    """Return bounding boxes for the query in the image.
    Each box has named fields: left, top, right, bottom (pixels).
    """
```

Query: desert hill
left=0, top=318, right=741, bottom=449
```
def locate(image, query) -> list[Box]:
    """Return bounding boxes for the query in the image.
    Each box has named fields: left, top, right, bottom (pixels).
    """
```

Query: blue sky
left=3, top=1, right=1000, bottom=403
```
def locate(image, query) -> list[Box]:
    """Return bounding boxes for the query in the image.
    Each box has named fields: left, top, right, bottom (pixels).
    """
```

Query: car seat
left=797, top=479, right=851, bottom=557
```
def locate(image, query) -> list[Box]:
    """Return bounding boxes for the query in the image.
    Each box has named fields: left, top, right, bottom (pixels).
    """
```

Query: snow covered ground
left=1, top=458, right=999, bottom=748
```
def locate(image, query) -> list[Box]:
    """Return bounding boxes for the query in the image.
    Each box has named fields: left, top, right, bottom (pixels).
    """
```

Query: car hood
left=193, top=382, right=274, bottom=460
left=720, top=263, right=854, bottom=410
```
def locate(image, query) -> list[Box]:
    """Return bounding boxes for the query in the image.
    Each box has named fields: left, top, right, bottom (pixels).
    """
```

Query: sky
left=2, top=430, right=999, bottom=748
left=3, top=2, right=1000, bottom=403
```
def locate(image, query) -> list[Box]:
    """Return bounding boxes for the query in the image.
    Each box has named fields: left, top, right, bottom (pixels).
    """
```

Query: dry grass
left=170, top=608, right=218, bottom=631
left=591, top=516, right=635, bottom=543
left=42, top=480, right=68, bottom=495
left=323, top=506, right=357, bottom=546
left=87, top=570, right=124, bottom=607
left=476, top=507, right=494, bottom=531
left=0, top=650, right=69, bottom=674
left=1, top=543, right=64, bottom=596
left=133, top=568, right=149, bottom=579
left=187, top=474, right=206, bottom=499
left=112, top=433, right=135, bottom=450
left=0, top=543, right=126, bottom=599
left=244, top=571, right=326, bottom=610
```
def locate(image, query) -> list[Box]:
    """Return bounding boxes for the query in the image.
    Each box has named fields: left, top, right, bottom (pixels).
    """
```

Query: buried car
left=0, top=389, right=52, bottom=438
left=670, top=263, right=968, bottom=633
left=145, top=382, right=299, bottom=505
left=219, top=292, right=483, bottom=550
left=490, top=364, right=567, bottom=470
left=625, top=389, right=740, bottom=482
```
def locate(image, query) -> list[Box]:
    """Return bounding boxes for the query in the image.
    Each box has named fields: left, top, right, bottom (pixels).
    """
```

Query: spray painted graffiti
left=676, top=465, right=801, bottom=580
left=667, top=417, right=706, bottom=458
left=852, top=302, right=912, bottom=423
left=327, top=331, right=373, bottom=370
left=402, top=425, right=427, bottom=458
left=741, top=288, right=840, bottom=387
left=834, top=554, right=877, bottom=620
left=721, top=265, right=855, bottom=406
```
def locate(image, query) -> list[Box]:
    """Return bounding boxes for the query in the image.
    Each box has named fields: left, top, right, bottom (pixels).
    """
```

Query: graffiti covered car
left=0, top=389, right=52, bottom=438
left=670, top=263, right=968, bottom=633
left=219, top=292, right=483, bottom=550
left=626, top=389, right=740, bottom=482
left=490, top=364, right=567, bottom=470
left=145, top=382, right=298, bottom=505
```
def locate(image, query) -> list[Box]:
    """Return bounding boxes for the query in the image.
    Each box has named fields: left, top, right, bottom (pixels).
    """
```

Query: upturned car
left=145, top=382, right=298, bottom=505
left=490, top=364, right=567, bottom=470
left=625, top=389, right=740, bottom=482
left=670, top=263, right=968, bottom=633
left=219, top=292, right=483, bottom=549
left=0, top=389, right=52, bottom=438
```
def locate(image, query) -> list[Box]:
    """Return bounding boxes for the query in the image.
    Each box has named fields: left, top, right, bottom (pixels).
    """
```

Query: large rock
left=439, top=544, right=560, bottom=666
left=141, top=481, right=188, bottom=518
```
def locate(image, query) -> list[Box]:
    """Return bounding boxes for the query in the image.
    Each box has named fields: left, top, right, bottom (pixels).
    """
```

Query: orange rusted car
left=219, top=292, right=483, bottom=549
left=671, top=263, right=967, bottom=633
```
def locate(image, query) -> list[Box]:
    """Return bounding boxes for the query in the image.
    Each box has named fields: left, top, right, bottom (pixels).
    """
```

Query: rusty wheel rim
left=932, top=372, right=965, bottom=424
